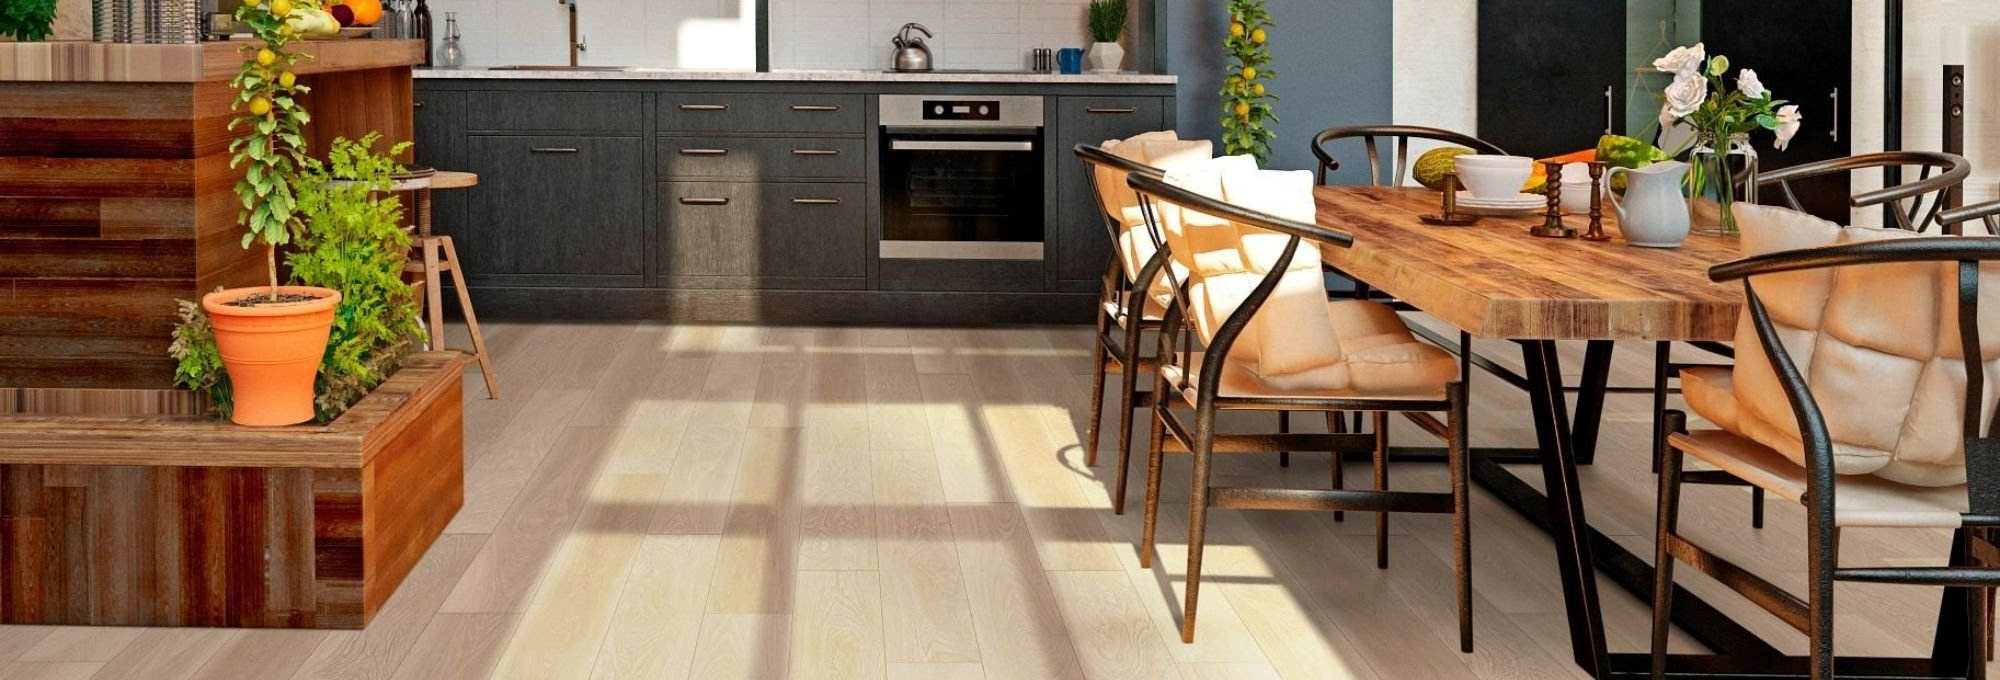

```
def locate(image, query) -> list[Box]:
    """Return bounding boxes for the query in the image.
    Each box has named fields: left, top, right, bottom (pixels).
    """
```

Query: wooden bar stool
left=394, top=170, right=499, bottom=399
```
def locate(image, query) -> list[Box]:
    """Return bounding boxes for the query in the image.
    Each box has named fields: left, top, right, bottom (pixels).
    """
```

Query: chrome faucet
left=563, top=0, right=586, bottom=67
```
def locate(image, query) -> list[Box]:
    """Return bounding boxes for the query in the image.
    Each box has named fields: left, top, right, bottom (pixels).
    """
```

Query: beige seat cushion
left=1680, top=203, right=2000, bottom=487
left=1094, top=132, right=1217, bottom=288
left=1670, top=430, right=1970, bottom=528
left=1148, top=162, right=1456, bottom=402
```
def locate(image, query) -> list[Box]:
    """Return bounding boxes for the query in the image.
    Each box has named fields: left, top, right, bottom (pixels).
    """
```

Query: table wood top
left=1314, top=186, right=1743, bottom=341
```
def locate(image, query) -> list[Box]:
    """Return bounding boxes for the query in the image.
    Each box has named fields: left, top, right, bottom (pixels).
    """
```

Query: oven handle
left=888, top=140, right=1036, bottom=152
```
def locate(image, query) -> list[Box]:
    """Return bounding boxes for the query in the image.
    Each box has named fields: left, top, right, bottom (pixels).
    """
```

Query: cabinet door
left=464, top=135, right=645, bottom=281
left=1705, top=0, right=1851, bottom=223
left=1477, top=0, right=1623, bottom=158
left=411, top=90, right=467, bottom=251
left=1054, top=96, right=1165, bottom=283
left=658, top=181, right=866, bottom=280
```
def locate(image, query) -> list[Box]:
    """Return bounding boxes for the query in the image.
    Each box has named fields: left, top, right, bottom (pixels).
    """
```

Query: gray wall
left=1162, top=0, right=1393, bottom=181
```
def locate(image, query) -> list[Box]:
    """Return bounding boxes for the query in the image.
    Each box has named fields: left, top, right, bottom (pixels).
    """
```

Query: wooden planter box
left=0, top=352, right=466, bottom=629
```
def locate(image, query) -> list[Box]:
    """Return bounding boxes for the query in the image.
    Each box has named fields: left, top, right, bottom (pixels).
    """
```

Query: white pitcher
left=1606, top=160, right=1693, bottom=248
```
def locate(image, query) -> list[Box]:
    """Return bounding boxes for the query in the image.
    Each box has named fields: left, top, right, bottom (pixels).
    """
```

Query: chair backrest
left=1074, top=137, right=1217, bottom=286
left=1711, top=233, right=2000, bottom=514
left=1754, top=151, right=1970, bottom=232
left=1075, top=143, right=1166, bottom=279
left=1126, top=171, right=1355, bottom=401
left=1309, top=124, right=1506, bottom=186
left=1939, top=198, right=2000, bottom=238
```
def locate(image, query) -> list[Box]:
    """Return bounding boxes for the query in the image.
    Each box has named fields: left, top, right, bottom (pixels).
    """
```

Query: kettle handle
left=1604, top=166, right=1631, bottom=216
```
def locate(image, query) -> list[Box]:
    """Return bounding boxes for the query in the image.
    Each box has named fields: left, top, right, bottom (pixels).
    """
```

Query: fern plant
left=1086, top=0, right=1127, bottom=43
left=172, top=134, right=426, bottom=423
left=1221, top=0, right=1276, bottom=163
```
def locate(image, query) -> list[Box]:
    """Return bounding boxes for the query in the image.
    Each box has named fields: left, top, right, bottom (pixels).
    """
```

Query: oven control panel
left=923, top=100, right=1002, bottom=122
left=879, top=94, right=1045, bottom=128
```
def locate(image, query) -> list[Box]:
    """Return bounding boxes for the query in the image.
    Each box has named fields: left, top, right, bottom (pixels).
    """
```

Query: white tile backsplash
left=421, top=0, right=1089, bottom=70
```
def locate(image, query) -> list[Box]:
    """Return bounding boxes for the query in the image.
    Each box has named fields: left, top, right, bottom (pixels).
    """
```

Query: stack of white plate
left=1454, top=192, right=1545, bottom=215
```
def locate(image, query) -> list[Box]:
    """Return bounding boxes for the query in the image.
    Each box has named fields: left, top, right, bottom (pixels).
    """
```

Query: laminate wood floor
left=5, top=319, right=1985, bottom=679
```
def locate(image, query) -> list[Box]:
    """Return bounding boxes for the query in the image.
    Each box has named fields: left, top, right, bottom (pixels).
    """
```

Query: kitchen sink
left=487, top=65, right=629, bottom=71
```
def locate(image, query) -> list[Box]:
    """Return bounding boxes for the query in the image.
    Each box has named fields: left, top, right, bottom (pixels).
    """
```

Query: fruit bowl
left=331, top=26, right=378, bottom=39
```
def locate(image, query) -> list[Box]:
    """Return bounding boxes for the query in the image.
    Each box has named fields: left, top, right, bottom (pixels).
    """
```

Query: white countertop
left=414, top=68, right=1176, bottom=85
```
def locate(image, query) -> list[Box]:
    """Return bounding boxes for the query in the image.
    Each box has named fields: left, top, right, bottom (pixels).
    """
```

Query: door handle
left=678, top=197, right=730, bottom=205
left=791, top=149, right=841, bottom=156
left=678, top=104, right=728, bottom=111
left=890, top=140, right=1035, bottom=152
left=1086, top=106, right=1138, bottom=114
left=790, top=197, right=842, bottom=205
left=679, top=148, right=729, bottom=156
left=1830, top=87, right=1840, bottom=141
left=791, top=104, right=841, bottom=112
left=529, top=147, right=579, bottom=153
left=1604, top=86, right=1615, bottom=135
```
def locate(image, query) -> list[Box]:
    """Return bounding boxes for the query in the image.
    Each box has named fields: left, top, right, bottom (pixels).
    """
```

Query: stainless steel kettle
left=891, top=22, right=934, bottom=72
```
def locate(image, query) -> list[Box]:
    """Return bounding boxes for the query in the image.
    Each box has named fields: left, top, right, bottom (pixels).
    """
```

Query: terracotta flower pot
left=202, top=285, right=341, bottom=427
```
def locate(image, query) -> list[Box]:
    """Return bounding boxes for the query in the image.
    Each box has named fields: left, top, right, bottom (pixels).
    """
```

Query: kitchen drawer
left=658, top=181, right=866, bottom=279
left=656, top=136, right=866, bottom=180
left=466, top=91, right=643, bottom=132
left=464, top=135, right=646, bottom=280
left=657, top=93, right=866, bottom=134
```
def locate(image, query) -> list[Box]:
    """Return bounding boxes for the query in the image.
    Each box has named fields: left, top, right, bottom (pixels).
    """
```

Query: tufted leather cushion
left=1151, top=163, right=1457, bottom=398
left=1683, top=203, right=2000, bottom=486
left=1093, top=132, right=1216, bottom=284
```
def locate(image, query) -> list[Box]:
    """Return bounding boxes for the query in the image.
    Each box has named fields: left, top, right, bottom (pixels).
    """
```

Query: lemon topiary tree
left=1221, top=0, right=1275, bottom=164
left=230, top=0, right=315, bottom=301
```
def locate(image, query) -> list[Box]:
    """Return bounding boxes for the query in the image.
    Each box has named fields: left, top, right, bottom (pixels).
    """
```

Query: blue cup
left=1057, top=48, right=1085, bottom=75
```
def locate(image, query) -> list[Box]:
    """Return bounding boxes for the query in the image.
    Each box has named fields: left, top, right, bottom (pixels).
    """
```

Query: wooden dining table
left=1310, top=186, right=1987, bottom=680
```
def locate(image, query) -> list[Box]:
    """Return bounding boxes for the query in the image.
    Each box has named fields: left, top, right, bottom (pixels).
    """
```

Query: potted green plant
left=1085, top=0, right=1127, bottom=73
left=0, top=0, right=58, bottom=41
left=199, top=0, right=338, bottom=426
left=174, top=134, right=427, bottom=424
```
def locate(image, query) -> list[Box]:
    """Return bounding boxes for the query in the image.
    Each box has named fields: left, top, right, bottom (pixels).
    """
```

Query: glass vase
left=1687, top=132, right=1759, bottom=236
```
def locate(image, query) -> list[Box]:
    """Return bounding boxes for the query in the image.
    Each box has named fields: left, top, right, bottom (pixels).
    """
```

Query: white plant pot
left=1086, top=41, right=1124, bottom=73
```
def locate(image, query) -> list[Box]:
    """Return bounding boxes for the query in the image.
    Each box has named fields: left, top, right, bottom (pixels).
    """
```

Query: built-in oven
left=878, top=94, right=1045, bottom=261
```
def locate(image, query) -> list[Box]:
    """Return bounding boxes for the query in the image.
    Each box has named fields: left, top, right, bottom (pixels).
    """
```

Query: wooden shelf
left=0, top=38, right=424, bottom=83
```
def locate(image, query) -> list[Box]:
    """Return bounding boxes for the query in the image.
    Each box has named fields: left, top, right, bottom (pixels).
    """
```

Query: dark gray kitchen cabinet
left=463, top=135, right=646, bottom=283
left=1053, top=96, right=1167, bottom=284
left=411, top=90, right=467, bottom=246
left=658, top=181, right=867, bottom=281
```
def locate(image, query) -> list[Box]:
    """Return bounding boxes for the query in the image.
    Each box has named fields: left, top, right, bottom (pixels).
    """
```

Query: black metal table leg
left=1519, top=339, right=1612, bottom=675
left=1572, top=341, right=1615, bottom=466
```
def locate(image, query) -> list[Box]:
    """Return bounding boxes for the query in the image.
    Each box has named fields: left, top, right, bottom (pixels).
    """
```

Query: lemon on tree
left=279, top=70, right=297, bottom=89
left=1241, top=66, right=1256, bottom=80
left=1230, top=22, right=1244, bottom=37
left=270, top=0, right=291, bottom=16
left=1250, top=28, right=1266, bottom=44
left=256, top=48, right=277, bottom=66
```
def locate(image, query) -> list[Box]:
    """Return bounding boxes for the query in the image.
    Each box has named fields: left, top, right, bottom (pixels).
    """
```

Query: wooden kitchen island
left=0, top=40, right=464, bottom=630
left=0, top=38, right=424, bottom=390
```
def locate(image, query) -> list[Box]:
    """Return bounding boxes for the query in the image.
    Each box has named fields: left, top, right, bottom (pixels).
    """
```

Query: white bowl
left=1454, top=155, right=1533, bottom=199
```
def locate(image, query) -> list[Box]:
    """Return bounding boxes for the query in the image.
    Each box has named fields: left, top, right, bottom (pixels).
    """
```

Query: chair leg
left=1650, top=410, right=1688, bottom=680
left=1373, top=410, right=1390, bottom=569
left=1807, top=517, right=1839, bottom=680
left=421, top=239, right=445, bottom=352
left=1327, top=411, right=1346, bottom=523
left=1278, top=411, right=1291, bottom=467
left=1447, top=381, right=1473, bottom=652
left=1139, top=398, right=1170, bottom=569
left=1651, top=342, right=1670, bottom=474
left=1180, top=403, right=1219, bottom=644
left=439, top=237, right=499, bottom=399
left=1086, top=306, right=1111, bottom=469
left=1751, top=487, right=1766, bottom=529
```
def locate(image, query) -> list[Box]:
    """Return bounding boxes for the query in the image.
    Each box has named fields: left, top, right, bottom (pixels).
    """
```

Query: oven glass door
left=880, top=129, right=1044, bottom=260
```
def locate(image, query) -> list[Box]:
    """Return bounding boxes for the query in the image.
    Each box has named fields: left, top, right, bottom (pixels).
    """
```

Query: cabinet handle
left=413, top=101, right=425, bottom=109
left=679, top=148, right=729, bottom=156
left=530, top=147, right=580, bottom=153
left=791, top=149, right=841, bottom=156
left=679, top=197, right=730, bottom=205
left=1604, top=85, right=1615, bottom=134
left=791, top=104, right=841, bottom=112
left=679, top=104, right=728, bottom=111
left=1830, top=87, right=1840, bottom=141
left=790, top=197, right=842, bottom=205
left=1086, top=106, right=1138, bottom=114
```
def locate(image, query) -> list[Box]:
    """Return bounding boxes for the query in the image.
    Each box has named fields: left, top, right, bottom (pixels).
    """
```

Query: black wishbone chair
left=1652, top=152, right=1974, bottom=530
left=1309, top=124, right=1508, bottom=187
left=1653, top=234, right=2000, bottom=680
left=1755, top=151, right=1971, bottom=232
left=1074, top=143, right=1172, bottom=515
left=1126, top=172, right=1473, bottom=649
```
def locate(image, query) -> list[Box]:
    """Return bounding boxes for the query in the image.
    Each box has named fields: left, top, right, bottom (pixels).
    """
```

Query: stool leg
left=422, top=238, right=445, bottom=352
left=440, top=236, right=500, bottom=399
